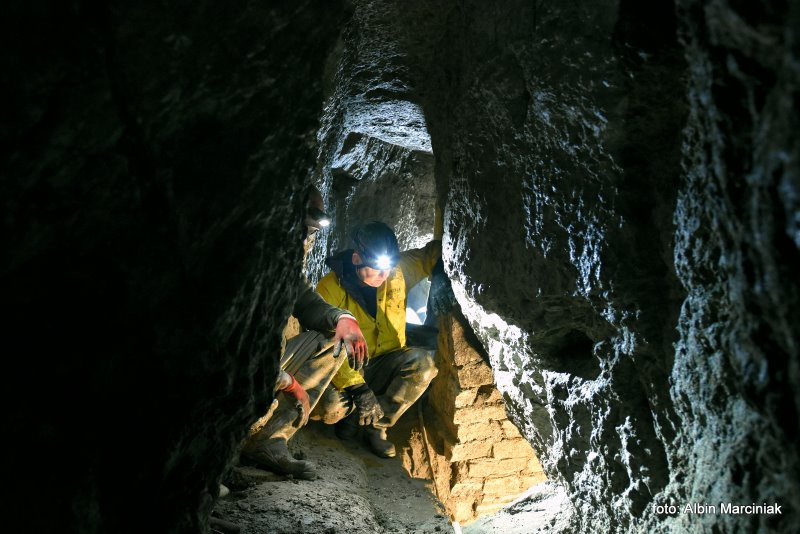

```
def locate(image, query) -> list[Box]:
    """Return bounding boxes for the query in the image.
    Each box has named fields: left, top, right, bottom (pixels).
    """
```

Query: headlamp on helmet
left=351, top=221, right=400, bottom=271
left=362, top=253, right=395, bottom=271
left=305, top=206, right=331, bottom=232
left=374, top=254, right=393, bottom=270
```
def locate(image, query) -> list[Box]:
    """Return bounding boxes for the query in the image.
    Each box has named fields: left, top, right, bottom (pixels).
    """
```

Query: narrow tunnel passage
left=3, top=1, right=798, bottom=534
left=213, top=4, right=554, bottom=527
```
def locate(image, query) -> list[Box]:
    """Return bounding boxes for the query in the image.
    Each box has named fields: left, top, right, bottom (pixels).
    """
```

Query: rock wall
left=308, top=1, right=436, bottom=283
left=664, top=1, right=800, bottom=531
left=313, top=1, right=799, bottom=530
left=4, top=1, right=798, bottom=532
left=1, top=2, right=346, bottom=532
left=390, top=0, right=799, bottom=532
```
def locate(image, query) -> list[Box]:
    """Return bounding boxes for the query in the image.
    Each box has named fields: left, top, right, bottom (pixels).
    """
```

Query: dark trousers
left=312, top=346, right=438, bottom=428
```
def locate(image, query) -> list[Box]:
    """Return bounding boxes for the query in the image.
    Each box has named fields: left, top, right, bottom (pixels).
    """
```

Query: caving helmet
left=351, top=221, right=400, bottom=270
left=304, top=186, right=331, bottom=238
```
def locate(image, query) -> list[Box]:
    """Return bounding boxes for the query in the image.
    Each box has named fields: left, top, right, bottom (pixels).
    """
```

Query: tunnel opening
left=212, top=2, right=553, bottom=528
left=217, top=115, right=549, bottom=528
left=304, top=23, right=552, bottom=525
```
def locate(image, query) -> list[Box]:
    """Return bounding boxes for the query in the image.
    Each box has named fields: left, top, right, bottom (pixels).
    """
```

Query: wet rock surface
left=663, top=2, right=800, bottom=532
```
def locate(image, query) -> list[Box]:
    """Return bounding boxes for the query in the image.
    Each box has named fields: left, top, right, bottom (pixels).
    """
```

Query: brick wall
left=418, top=313, right=546, bottom=523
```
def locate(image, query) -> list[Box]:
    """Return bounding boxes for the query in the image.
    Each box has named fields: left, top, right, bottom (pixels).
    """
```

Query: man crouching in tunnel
left=238, top=188, right=368, bottom=480
left=313, top=221, right=455, bottom=458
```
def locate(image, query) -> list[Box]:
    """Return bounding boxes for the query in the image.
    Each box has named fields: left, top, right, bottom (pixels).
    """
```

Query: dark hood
left=325, top=249, right=373, bottom=314
left=325, top=249, right=356, bottom=279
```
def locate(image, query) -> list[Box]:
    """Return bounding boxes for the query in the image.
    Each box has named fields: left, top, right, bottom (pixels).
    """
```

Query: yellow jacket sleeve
left=397, top=240, right=441, bottom=293
left=315, top=274, right=345, bottom=309
left=316, top=274, right=367, bottom=390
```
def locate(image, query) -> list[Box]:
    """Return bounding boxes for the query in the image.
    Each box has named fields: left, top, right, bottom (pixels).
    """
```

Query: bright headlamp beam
left=375, top=254, right=392, bottom=270
left=319, top=218, right=331, bottom=228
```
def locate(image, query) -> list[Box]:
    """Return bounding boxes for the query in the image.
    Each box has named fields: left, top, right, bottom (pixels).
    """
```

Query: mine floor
left=214, top=415, right=452, bottom=533
left=214, top=410, right=570, bottom=533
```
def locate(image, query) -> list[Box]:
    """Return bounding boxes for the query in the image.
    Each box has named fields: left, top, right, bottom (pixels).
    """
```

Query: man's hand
left=333, top=315, right=368, bottom=371
left=280, top=372, right=310, bottom=428
left=429, top=259, right=456, bottom=316
left=347, top=384, right=384, bottom=426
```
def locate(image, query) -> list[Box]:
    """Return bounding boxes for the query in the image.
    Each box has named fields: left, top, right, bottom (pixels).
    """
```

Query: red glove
left=281, top=373, right=310, bottom=428
left=333, top=315, right=368, bottom=371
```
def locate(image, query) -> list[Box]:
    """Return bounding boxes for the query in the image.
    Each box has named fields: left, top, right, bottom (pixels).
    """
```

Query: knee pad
left=406, top=348, right=438, bottom=383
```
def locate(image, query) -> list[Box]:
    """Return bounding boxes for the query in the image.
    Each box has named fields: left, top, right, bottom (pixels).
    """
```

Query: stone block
left=450, top=318, right=485, bottom=367
left=492, top=438, right=534, bottom=459
left=453, top=403, right=507, bottom=424
left=483, top=476, right=522, bottom=496
left=501, top=419, right=523, bottom=439
left=451, top=500, right=477, bottom=522
left=527, top=457, right=544, bottom=473
left=474, top=387, right=503, bottom=405
left=475, top=501, right=507, bottom=516
left=447, top=439, right=493, bottom=462
left=520, top=473, right=547, bottom=489
left=455, top=388, right=479, bottom=408
left=467, top=457, right=529, bottom=478
left=456, top=420, right=502, bottom=443
left=457, top=361, right=494, bottom=388
left=449, top=481, right=483, bottom=500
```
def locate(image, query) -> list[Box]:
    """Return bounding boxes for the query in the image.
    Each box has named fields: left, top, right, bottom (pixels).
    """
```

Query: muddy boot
left=242, top=397, right=315, bottom=479
left=334, top=412, right=360, bottom=441
left=363, top=426, right=396, bottom=458
left=241, top=438, right=316, bottom=480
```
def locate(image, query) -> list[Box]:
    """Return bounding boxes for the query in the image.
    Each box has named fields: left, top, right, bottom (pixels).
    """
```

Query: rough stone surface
left=658, top=2, right=800, bottom=532
left=307, top=0, right=436, bottom=283
left=456, top=361, right=495, bottom=389
left=2, top=2, right=346, bottom=531
left=447, top=439, right=493, bottom=462
left=216, top=421, right=451, bottom=534
left=390, top=0, right=800, bottom=532
left=463, top=482, right=574, bottom=534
